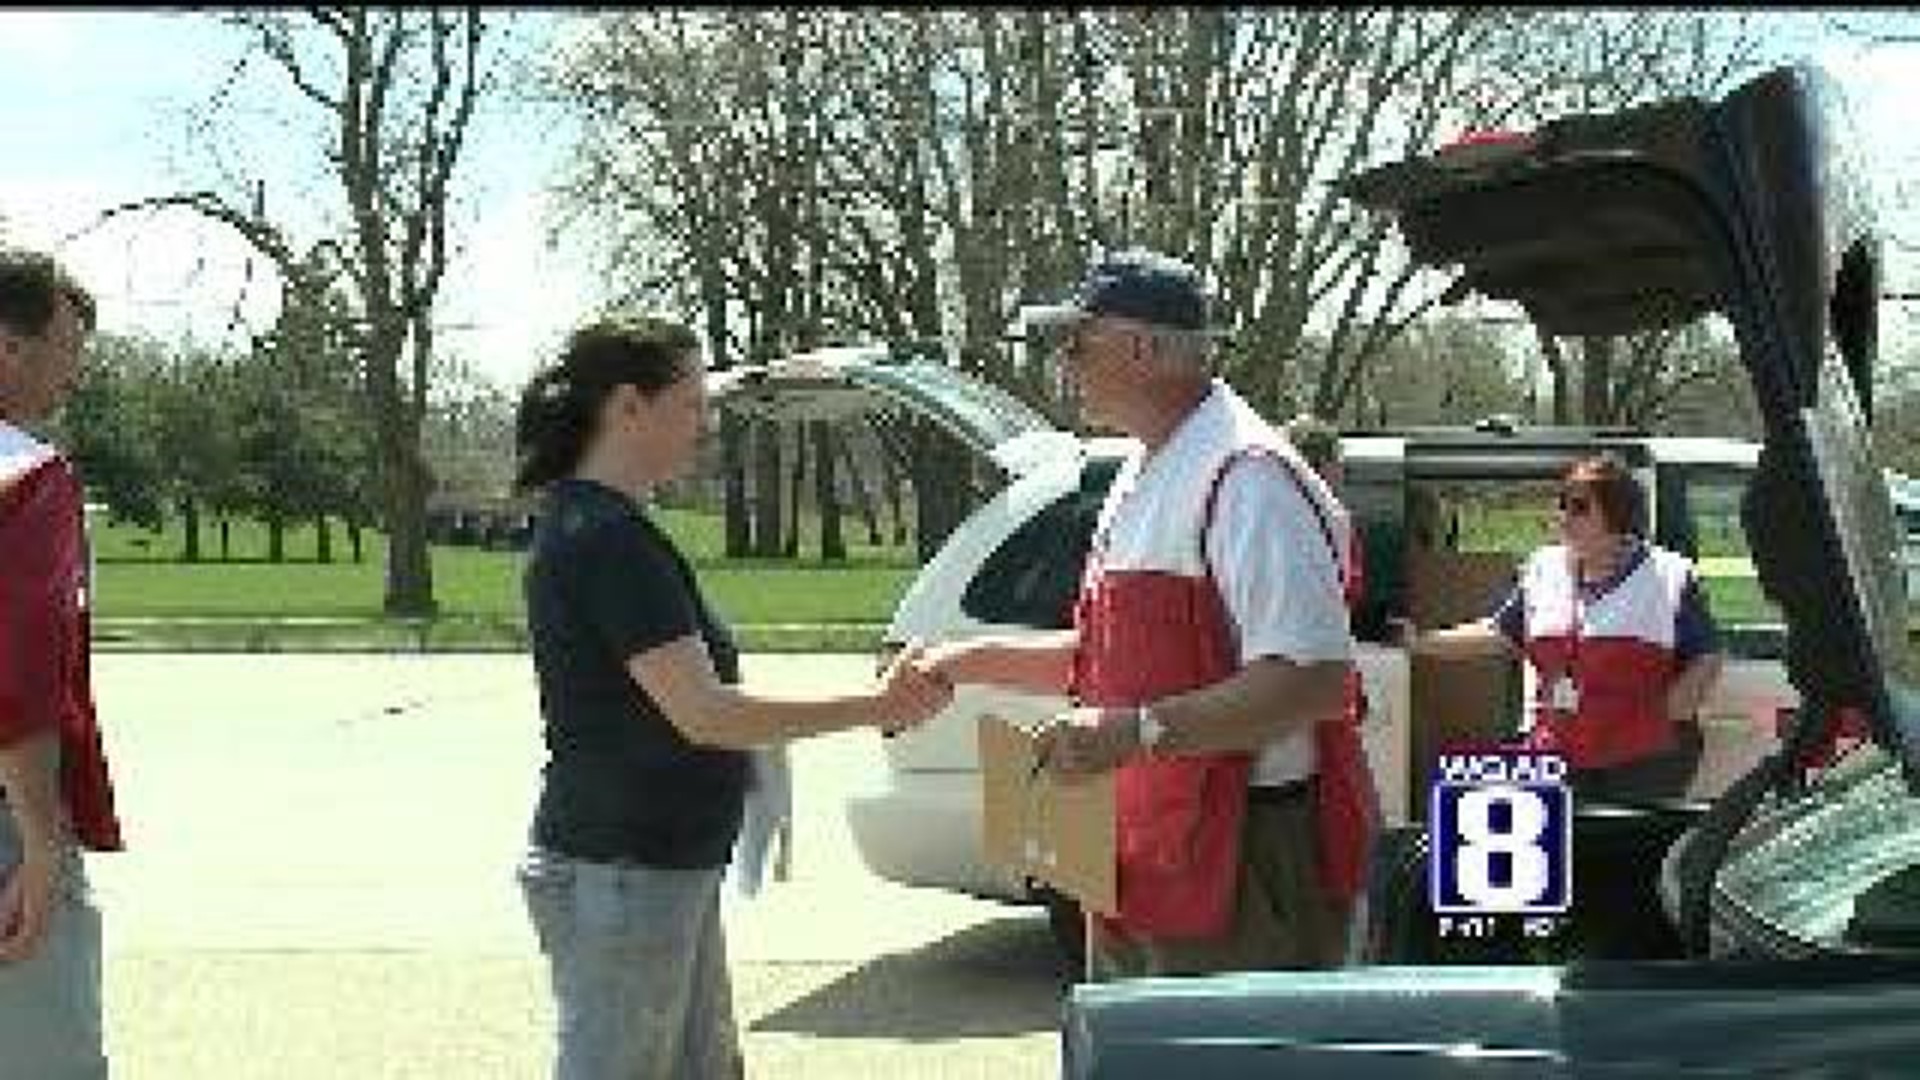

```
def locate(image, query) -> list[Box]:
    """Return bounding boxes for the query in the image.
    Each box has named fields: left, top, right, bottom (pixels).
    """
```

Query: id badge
left=1548, top=676, right=1580, bottom=712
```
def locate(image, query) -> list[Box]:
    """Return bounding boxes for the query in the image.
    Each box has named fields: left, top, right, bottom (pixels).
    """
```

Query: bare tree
left=546, top=9, right=1785, bottom=551
left=77, top=9, right=489, bottom=616
left=547, top=11, right=821, bottom=558
left=1458, top=10, right=1774, bottom=425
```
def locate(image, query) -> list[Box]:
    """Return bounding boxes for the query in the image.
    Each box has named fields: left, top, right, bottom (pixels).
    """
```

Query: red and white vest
left=0, top=423, right=122, bottom=851
left=1069, top=386, right=1373, bottom=939
left=1516, top=541, right=1692, bottom=769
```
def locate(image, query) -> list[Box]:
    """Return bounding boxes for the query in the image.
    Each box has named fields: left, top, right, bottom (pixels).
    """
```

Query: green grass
left=87, top=502, right=1908, bottom=655
left=89, top=508, right=916, bottom=651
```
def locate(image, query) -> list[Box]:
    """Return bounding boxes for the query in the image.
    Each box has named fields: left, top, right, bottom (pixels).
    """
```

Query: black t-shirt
left=523, top=478, right=747, bottom=867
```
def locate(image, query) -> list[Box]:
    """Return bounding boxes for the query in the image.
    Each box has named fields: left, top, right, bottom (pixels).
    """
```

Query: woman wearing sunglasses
left=1404, top=453, right=1724, bottom=800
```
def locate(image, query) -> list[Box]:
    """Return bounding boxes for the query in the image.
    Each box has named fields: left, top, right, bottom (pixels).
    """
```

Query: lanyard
left=1563, top=539, right=1642, bottom=682
left=1566, top=555, right=1586, bottom=682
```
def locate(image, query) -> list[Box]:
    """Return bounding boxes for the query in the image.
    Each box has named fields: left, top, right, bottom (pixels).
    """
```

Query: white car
left=714, top=347, right=1810, bottom=960
left=1887, top=469, right=1920, bottom=600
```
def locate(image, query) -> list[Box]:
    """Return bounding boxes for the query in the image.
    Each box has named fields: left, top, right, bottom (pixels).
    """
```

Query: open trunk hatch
left=1343, top=63, right=1919, bottom=780
left=709, top=344, right=1063, bottom=474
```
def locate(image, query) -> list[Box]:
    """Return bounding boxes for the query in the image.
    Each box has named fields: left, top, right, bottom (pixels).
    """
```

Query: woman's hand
left=874, top=642, right=953, bottom=734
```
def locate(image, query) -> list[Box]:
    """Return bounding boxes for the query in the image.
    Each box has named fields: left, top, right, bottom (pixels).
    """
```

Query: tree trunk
left=1581, top=335, right=1615, bottom=424
left=180, top=497, right=201, bottom=563
left=349, top=518, right=364, bottom=563
left=784, top=422, right=805, bottom=559
left=368, top=324, right=437, bottom=616
left=814, top=421, right=844, bottom=561
left=837, top=434, right=881, bottom=547
left=702, top=228, right=749, bottom=557
left=219, top=518, right=232, bottom=561
left=877, top=436, right=908, bottom=547
left=1538, top=327, right=1572, bottom=425
left=268, top=513, right=286, bottom=563
left=752, top=420, right=784, bottom=558
left=722, top=415, right=751, bottom=557
left=381, top=455, right=435, bottom=615
left=912, top=425, right=969, bottom=564
left=317, top=514, right=333, bottom=563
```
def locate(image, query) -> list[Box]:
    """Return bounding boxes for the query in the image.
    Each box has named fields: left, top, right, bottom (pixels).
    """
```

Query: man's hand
left=915, top=639, right=999, bottom=687
left=0, top=854, right=56, bottom=965
left=0, top=734, right=65, bottom=966
left=874, top=642, right=954, bottom=735
left=1034, top=706, right=1141, bottom=778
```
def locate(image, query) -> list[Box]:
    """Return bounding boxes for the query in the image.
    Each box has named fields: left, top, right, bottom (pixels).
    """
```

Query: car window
left=960, top=458, right=1120, bottom=630
left=1671, top=465, right=1787, bottom=657
left=853, top=358, right=1058, bottom=453
left=1345, top=461, right=1403, bottom=642
left=1888, top=473, right=1920, bottom=613
left=1423, top=477, right=1560, bottom=557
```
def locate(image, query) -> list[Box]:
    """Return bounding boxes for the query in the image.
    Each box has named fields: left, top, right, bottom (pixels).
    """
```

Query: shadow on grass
left=750, top=915, right=1070, bottom=1041
left=91, top=615, right=531, bottom=653
left=91, top=616, right=885, bottom=654
left=96, top=555, right=379, bottom=566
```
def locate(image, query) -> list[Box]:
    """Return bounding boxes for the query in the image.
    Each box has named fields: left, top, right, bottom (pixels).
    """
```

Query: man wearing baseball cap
left=923, top=249, right=1374, bottom=978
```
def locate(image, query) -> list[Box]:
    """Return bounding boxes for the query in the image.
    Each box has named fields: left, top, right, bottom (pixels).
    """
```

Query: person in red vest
left=0, top=246, right=121, bottom=1076
left=1406, top=453, right=1724, bottom=800
left=924, top=250, right=1365, bottom=980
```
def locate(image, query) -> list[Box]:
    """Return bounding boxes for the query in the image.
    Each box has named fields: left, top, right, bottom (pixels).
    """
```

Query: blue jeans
left=0, top=806, right=107, bottom=1080
left=518, top=850, right=743, bottom=1080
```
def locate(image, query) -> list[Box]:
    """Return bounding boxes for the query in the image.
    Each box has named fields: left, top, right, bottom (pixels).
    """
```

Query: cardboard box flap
left=978, top=714, right=1116, bottom=915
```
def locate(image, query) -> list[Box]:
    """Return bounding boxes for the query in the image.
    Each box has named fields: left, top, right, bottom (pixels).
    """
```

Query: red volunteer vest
left=1517, top=542, right=1690, bottom=770
left=0, top=435, right=122, bottom=852
left=1070, top=432, right=1374, bottom=939
left=1203, top=454, right=1379, bottom=904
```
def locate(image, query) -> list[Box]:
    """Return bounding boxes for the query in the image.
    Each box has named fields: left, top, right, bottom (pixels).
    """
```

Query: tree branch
left=228, top=10, right=344, bottom=111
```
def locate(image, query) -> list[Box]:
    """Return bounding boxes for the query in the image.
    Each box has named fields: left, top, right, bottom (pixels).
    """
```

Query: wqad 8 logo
left=1428, top=749, right=1572, bottom=915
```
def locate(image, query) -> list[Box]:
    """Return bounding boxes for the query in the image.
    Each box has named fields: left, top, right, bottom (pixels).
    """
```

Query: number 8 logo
left=1454, top=786, right=1550, bottom=908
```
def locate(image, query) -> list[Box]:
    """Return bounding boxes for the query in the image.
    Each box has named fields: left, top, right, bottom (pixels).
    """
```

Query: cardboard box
left=978, top=714, right=1116, bottom=915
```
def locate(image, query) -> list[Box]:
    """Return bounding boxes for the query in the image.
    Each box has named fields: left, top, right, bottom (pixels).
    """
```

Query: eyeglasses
left=1062, top=322, right=1138, bottom=363
left=1556, top=491, right=1594, bottom=517
left=1062, top=326, right=1108, bottom=362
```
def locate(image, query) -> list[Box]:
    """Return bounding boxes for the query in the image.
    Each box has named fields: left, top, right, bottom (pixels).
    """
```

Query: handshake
left=869, top=639, right=1140, bottom=777
left=870, top=641, right=955, bottom=736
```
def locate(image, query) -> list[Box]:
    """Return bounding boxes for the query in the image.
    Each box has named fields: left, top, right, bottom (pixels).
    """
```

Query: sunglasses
left=1556, top=491, right=1595, bottom=517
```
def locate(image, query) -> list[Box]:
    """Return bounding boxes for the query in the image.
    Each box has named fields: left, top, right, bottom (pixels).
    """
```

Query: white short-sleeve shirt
left=1095, top=382, right=1352, bottom=784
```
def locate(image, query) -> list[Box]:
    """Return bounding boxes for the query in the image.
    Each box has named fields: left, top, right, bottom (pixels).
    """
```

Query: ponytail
left=513, top=367, right=593, bottom=494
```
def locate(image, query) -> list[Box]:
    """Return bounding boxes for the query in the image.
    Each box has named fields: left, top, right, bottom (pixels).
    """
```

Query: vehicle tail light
left=1435, top=129, right=1537, bottom=170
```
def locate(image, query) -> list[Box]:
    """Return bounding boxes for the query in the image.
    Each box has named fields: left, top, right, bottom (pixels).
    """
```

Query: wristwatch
left=1134, top=703, right=1168, bottom=754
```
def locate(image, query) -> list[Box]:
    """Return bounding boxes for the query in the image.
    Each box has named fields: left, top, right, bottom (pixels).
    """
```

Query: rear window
left=960, top=458, right=1120, bottom=630
left=1669, top=464, right=1787, bottom=657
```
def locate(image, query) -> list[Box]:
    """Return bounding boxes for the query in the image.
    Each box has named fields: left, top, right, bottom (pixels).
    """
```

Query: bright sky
left=0, top=9, right=600, bottom=396
left=0, top=11, right=1916, bottom=395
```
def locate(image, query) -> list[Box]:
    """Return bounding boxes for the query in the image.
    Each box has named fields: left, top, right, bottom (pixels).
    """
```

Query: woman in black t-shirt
left=511, top=316, right=948, bottom=1080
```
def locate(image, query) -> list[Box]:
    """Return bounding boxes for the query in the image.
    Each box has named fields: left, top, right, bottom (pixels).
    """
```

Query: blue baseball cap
left=1019, top=249, right=1211, bottom=334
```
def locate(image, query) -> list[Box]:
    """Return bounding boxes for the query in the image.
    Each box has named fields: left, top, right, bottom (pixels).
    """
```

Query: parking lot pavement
left=86, top=654, right=1062, bottom=1079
